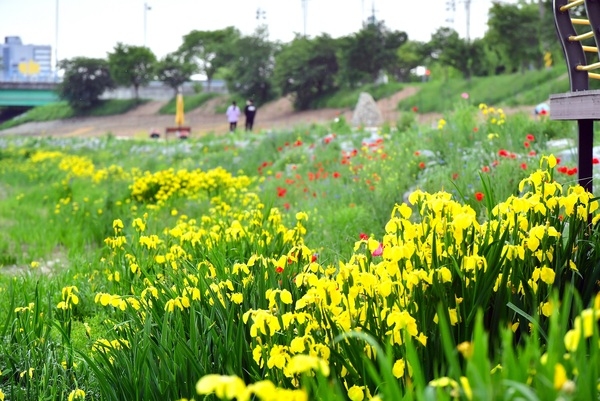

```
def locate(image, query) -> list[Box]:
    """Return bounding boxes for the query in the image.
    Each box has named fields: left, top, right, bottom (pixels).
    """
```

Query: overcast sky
left=0, top=0, right=515, bottom=65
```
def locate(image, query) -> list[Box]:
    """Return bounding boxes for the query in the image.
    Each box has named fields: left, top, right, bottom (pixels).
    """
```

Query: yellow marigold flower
left=457, top=341, right=473, bottom=359
left=540, top=266, right=556, bottom=285
left=112, top=219, right=124, bottom=232
left=429, top=376, right=457, bottom=389
left=196, top=374, right=248, bottom=400
left=554, top=363, right=568, bottom=390
left=68, top=389, right=86, bottom=401
left=460, top=376, right=473, bottom=400
left=437, top=267, right=452, bottom=283
left=231, top=293, right=244, bottom=304
left=295, top=212, right=308, bottom=221
left=287, top=354, right=330, bottom=376
left=540, top=301, right=553, bottom=317
left=280, top=289, right=293, bottom=305
left=448, top=308, right=459, bottom=325
left=347, top=385, right=365, bottom=401
left=393, top=359, right=408, bottom=378
left=132, top=217, right=146, bottom=232
left=564, top=328, right=580, bottom=352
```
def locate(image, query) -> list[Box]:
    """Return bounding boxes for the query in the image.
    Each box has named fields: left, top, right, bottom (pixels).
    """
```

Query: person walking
left=226, top=101, right=241, bottom=132
left=244, top=99, right=257, bottom=131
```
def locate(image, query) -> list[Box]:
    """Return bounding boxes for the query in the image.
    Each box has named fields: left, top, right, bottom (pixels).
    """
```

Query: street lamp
left=144, top=2, right=151, bottom=47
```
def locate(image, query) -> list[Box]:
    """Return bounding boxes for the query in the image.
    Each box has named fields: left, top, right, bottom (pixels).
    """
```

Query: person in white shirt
left=226, top=101, right=241, bottom=132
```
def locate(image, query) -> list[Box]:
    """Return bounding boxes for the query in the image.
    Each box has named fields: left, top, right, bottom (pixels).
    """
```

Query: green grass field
left=0, top=101, right=598, bottom=400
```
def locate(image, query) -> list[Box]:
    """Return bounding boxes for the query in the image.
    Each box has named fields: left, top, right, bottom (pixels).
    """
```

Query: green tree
left=486, top=2, right=543, bottom=72
left=177, top=27, right=240, bottom=91
left=338, top=20, right=407, bottom=87
left=155, top=52, right=196, bottom=97
left=390, top=40, right=427, bottom=82
left=107, top=43, right=156, bottom=100
left=57, top=57, right=114, bottom=111
left=273, top=34, right=339, bottom=110
left=426, top=27, right=474, bottom=79
left=223, top=26, right=277, bottom=105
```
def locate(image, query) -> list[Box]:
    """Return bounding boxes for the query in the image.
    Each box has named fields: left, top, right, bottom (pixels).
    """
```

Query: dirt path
left=0, top=88, right=536, bottom=138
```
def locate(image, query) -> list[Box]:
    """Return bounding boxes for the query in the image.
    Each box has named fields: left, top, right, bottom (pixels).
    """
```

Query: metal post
left=578, top=119, right=594, bottom=193
left=55, top=0, right=59, bottom=72
left=143, top=2, right=150, bottom=47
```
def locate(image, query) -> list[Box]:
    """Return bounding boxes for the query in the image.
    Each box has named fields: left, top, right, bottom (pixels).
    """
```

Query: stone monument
left=351, top=92, right=383, bottom=128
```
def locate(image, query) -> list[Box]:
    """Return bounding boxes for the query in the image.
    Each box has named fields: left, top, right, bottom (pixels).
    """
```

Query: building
left=0, top=36, right=53, bottom=82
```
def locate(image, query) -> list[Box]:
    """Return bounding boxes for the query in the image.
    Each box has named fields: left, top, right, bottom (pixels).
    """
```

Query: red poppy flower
left=414, top=151, right=421, bottom=156
left=311, top=254, right=318, bottom=262
left=452, top=173, right=459, bottom=180
left=557, top=166, right=568, bottom=174
left=593, top=157, right=599, bottom=164
left=473, top=127, right=479, bottom=132
left=475, top=192, right=484, bottom=202
left=520, top=163, right=527, bottom=170
left=333, top=172, right=341, bottom=178
left=524, top=141, right=530, bottom=148
left=567, top=168, right=578, bottom=176
left=359, top=233, right=369, bottom=240
left=526, top=134, right=535, bottom=141
left=277, top=187, right=287, bottom=197
left=528, top=150, right=537, bottom=156
left=283, top=203, right=290, bottom=210
left=412, top=106, right=418, bottom=112
left=481, top=166, right=490, bottom=173
left=498, top=149, right=509, bottom=157
left=419, top=162, right=426, bottom=169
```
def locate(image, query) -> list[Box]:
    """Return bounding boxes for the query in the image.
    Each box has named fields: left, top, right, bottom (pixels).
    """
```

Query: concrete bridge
left=0, top=79, right=226, bottom=108
left=0, top=81, right=60, bottom=107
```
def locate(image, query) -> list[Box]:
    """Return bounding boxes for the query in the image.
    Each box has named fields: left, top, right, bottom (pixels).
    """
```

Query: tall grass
left=399, top=66, right=568, bottom=113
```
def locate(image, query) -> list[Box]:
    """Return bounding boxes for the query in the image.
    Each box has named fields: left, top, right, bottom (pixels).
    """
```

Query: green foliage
left=390, top=40, right=428, bottom=82
left=0, top=99, right=143, bottom=130
left=0, top=105, right=599, bottom=400
left=487, top=1, right=544, bottom=72
left=57, top=57, right=115, bottom=111
left=399, top=66, right=566, bottom=113
left=158, top=92, right=221, bottom=114
left=154, top=52, right=196, bottom=96
left=107, top=43, right=156, bottom=99
left=222, top=26, right=277, bottom=105
left=273, top=34, right=340, bottom=110
left=177, top=27, right=241, bottom=86
left=312, top=81, right=404, bottom=109
left=337, top=20, right=407, bottom=87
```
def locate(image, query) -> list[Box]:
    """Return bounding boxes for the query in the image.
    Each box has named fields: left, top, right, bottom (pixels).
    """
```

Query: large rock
left=351, top=92, right=383, bottom=128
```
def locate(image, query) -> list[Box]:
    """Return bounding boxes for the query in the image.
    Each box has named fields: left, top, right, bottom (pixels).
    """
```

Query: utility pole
left=143, top=2, right=151, bottom=47
left=464, top=0, right=471, bottom=43
left=302, top=0, right=307, bottom=37
left=55, top=0, right=59, bottom=73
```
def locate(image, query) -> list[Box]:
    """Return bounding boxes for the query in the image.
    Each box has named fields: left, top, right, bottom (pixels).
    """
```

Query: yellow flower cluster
left=129, top=166, right=253, bottom=205
left=57, top=286, right=79, bottom=310
left=479, top=103, right=505, bottom=125
left=564, top=293, right=600, bottom=352
left=196, top=374, right=309, bottom=401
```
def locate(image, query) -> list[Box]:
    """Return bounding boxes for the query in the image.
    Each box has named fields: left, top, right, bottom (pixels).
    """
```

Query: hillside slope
left=0, top=87, right=533, bottom=138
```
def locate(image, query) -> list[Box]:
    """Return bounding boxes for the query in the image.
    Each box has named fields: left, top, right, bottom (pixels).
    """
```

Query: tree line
left=59, top=0, right=561, bottom=112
